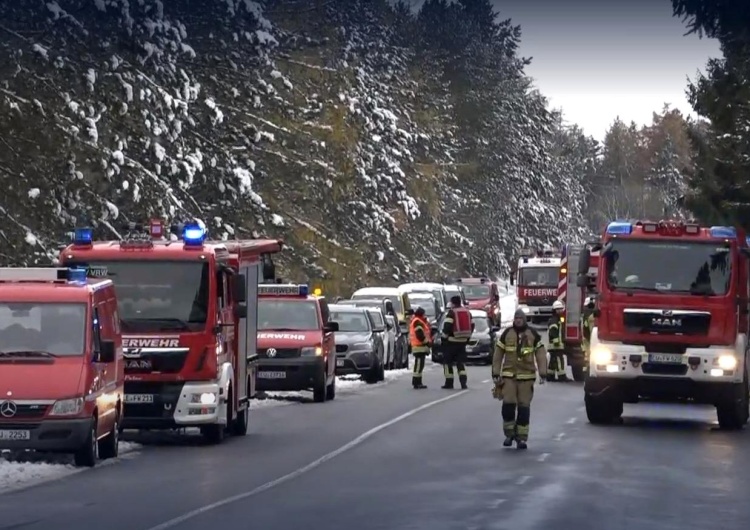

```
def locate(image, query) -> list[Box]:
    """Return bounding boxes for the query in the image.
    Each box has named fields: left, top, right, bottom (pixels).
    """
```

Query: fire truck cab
left=511, top=247, right=561, bottom=326
left=578, top=220, right=750, bottom=429
left=59, top=221, right=283, bottom=443
left=0, top=267, right=123, bottom=467
left=256, top=284, right=338, bottom=402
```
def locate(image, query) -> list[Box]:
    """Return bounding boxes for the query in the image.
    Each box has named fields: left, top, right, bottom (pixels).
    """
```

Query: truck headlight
left=519, top=305, right=530, bottom=314
left=592, top=346, right=613, bottom=365
left=50, top=397, right=84, bottom=416
left=718, top=355, right=737, bottom=370
left=301, top=346, right=323, bottom=356
left=191, top=392, right=217, bottom=404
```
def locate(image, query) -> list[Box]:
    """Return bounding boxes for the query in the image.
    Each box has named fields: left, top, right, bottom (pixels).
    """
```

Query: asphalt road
left=1, top=359, right=749, bottom=530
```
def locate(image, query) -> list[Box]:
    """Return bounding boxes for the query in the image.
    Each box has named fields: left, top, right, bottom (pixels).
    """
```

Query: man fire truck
left=59, top=220, right=283, bottom=443
left=578, top=220, right=750, bottom=429
left=511, top=246, right=561, bottom=326
left=556, top=242, right=600, bottom=381
left=455, top=277, right=501, bottom=325
left=256, top=283, right=338, bottom=402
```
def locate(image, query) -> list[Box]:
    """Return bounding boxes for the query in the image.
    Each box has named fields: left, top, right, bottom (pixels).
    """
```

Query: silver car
left=330, top=305, right=385, bottom=384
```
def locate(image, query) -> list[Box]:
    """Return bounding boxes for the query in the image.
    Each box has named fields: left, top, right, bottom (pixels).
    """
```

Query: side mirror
left=405, top=308, right=414, bottom=316
left=492, top=294, right=500, bottom=302
left=233, top=274, right=247, bottom=303
left=262, top=254, right=276, bottom=281
left=593, top=309, right=601, bottom=317
left=324, top=321, right=339, bottom=333
left=575, top=274, right=588, bottom=288
left=96, top=340, right=116, bottom=363
left=234, top=303, right=248, bottom=319
left=374, top=326, right=386, bottom=333
left=491, top=326, right=500, bottom=334
left=578, top=248, right=591, bottom=276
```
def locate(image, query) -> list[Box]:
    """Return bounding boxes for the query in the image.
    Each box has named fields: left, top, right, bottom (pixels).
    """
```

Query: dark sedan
left=431, top=309, right=499, bottom=365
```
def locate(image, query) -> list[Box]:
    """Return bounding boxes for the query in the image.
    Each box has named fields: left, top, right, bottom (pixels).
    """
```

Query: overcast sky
left=401, top=0, right=721, bottom=141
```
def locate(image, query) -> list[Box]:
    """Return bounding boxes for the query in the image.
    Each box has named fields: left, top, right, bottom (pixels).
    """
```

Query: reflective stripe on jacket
left=548, top=315, right=563, bottom=351
left=493, top=327, right=546, bottom=380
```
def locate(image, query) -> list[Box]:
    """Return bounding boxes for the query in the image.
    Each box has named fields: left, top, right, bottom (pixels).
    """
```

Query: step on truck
left=59, top=221, right=283, bottom=443
left=577, top=220, right=750, bottom=429
left=510, top=246, right=561, bottom=326
left=557, top=243, right=600, bottom=381
left=0, top=267, right=124, bottom=466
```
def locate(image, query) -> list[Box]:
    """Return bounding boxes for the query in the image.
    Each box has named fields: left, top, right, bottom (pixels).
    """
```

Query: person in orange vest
left=409, top=306, right=431, bottom=389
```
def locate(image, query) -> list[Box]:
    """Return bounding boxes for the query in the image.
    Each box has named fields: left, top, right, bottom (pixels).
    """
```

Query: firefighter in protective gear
left=409, top=306, right=430, bottom=389
left=581, top=296, right=596, bottom=365
left=547, top=300, right=567, bottom=381
left=441, top=295, right=472, bottom=389
left=492, top=307, right=548, bottom=449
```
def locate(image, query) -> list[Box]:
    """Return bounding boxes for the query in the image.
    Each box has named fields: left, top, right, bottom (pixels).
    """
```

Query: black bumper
left=122, top=382, right=185, bottom=430
left=256, top=357, right=326, bottom=392
left=335, top=351, right=376, bottom=376
left=584, top=376, right=739, bottom=405
left=466, top=345, right=492, bottom=363
left=0, top=418, right=91, bottom=452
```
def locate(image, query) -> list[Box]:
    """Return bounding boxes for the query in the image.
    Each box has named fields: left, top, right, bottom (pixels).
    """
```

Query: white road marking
left=482, top=379, right=490, bottom=383
left=516, top=475, right=531, bottom=485
left=537, top=452, right=550, bottom=462
left=554, top=432, right=565, bottom=441
left=566, top=417, right=577, bottom=424
left=489, top=499, right=506, bottom=509
left=145, top=390, right=470, bottom=530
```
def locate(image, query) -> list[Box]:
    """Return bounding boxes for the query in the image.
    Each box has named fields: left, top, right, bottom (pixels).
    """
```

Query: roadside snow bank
left=0, top=441, right=141, bottom=493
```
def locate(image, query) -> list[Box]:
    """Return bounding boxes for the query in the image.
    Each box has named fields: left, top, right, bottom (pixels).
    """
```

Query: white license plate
left=258, top=371, right=286, bottom=379
left=336, top=359, right=345, bottom=367
left=0, top=429, right=30, bottom=441
left=649, top=353, right=683, bottom=364
left=125, top=393, right=154, bottom=404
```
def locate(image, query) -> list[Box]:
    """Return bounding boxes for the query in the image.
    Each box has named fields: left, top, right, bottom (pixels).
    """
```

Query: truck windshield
left=462, top=285, right=490, bottom=299
left=330, top=311, right=370, bottom=332
left=0, top=303, right=86, bottom=356
left=604, top=240, right=732, bottom=296
left=518, top=268, right=557, bottom=287
left=66, top=261, right=210, bottom=331
left=259, top=300, right=320, bottom=330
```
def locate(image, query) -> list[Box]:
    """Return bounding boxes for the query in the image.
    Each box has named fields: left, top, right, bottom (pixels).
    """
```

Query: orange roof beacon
left=0, top=267, right=124, bottom=467
left=257, top=283, right=338, bottom=402
left=59, top=221, right=283, bottom=443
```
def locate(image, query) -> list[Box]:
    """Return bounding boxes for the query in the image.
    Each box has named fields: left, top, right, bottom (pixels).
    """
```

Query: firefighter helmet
left=552, top=300, right=564, bottom=311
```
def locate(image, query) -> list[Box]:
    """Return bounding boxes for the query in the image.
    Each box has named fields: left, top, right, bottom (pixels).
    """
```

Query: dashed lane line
left=537, top=452, right=550, bottom=462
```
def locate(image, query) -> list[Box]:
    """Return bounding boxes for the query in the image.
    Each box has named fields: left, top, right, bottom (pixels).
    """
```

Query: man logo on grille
left=0, top=401, right=17, bottom=418
left=267, top=348, right=277, bottom=358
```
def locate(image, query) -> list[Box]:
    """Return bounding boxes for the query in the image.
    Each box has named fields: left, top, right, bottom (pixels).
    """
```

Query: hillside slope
left=0, top=0, right=591, bottom=293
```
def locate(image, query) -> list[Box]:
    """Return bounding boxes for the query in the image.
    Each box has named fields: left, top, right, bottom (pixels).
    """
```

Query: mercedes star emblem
left=267, top=348, right=277, bottom=358
left=0, top=401, right=17, bottom=418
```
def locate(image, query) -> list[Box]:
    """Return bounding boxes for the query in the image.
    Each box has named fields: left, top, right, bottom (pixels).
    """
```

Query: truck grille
left=258, top=348, right=300, bottom=359
left=124, top=348, right=190, bottom=375
left=12, top=404, right=49, bottom=419
left=623, top=309, right=710, bottom=336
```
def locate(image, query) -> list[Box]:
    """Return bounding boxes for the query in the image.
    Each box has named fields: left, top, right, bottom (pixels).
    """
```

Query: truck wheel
left=326, top=375, right=336, bottom=401
left=229, top=389, right=250, bottom=436
left=313, top=370, right=327, bottom=403
left=716, top=379, right=749, bottom=430
left=74, top=417, right=98, bottom=467
left=201, top=397, right=227, bottom=444
left=98, top=413, right=120, bottom=460
left=571, top=364, right=586, bottom=382
left=585, top=394, right=622, bottom=425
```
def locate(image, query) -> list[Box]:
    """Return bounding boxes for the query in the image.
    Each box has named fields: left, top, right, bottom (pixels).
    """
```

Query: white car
left=399, top=282, right=447, bottom=314
left=365, top=307, right=396, bottom=370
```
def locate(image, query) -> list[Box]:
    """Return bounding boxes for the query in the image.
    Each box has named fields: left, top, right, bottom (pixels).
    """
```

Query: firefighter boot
left=516, top=439, right=528, bottom=450
left=442, top=364, right=454, bottom=389
left=503, top=436, right=514, bottom=447
left=459, top=374, right=468, bottom=390
left=412, top=376, right=426, bottom=389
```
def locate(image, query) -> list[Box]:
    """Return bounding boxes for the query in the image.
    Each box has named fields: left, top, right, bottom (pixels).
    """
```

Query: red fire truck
left=578, top=220, right=750, bottom=429
left=511, top=247, right=561, bottom=326
left=455, top=277, right=501, bottom=325
left=557, top=242, right=600, bottom=381
left=59, top=221, right=283, bottom=443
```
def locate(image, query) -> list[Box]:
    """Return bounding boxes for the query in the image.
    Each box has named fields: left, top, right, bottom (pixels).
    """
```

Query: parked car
left=399, top=282, right=446, bottom=315
left=431, top=309, right=500, bottom=365
left=329, top=305, right=385, bottom=383
left=405, top=292, right=440, bottom=326
left=350, top=287, right=412, bottom=325
left=363, top=307, right=395, bottom=369
left=335, top=298, right=408, bottom=369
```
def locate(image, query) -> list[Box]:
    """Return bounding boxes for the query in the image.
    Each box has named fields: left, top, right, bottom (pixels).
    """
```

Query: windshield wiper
left=267, top=327, right=309, bottom=332
left=0, top=350, right=57, bottom=358
left=122, top=318, right=192, bottom=330
left=614, top=286, right=669, bottom=293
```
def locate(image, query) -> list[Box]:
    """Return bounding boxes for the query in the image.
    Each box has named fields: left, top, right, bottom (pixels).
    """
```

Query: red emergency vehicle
left=511, top=247, right=562, bottom=326
left=556, top=242, right=600, bottom=381
left=59, top=221, right=283, bottom=443
left=256, top=283, right=338, bottom=402
left=578, top=220, right=750, bottom=429
left=455, top=277, right=501, bottom=325
left=0, top=267, right=123, bottom=467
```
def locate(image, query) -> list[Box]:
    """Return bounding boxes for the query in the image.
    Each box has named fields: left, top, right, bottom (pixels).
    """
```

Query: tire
left=229, top=389, right=250, bottom=436
left=585, top=393, right=623, bottom=425
left=571, top=364, right=586, bottom=382
left=313, top=370, right=327, bottom=403
left=378, top=357, right=386, bottom=381
left=74, top=417, right=98, bottom=467
left=326, top=375, right=336, bottom=401
left=716, top=379, right=749, bottom=430
left=201, top=397, right=227, bottom=444
left=364, top=359, right=381, bottom=384
left=98, top=412, right=120, bottom=460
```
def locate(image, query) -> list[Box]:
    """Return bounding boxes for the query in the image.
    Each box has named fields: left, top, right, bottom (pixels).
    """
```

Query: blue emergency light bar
left=259, top=284, right=309, bottom=296
left=73, top=227, right=93, bottom=245
left=710, top=226, right=737, bottom=239
left=605, top=221, right=632, bottom=235
left=182, top=222, right=206, bottom=246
